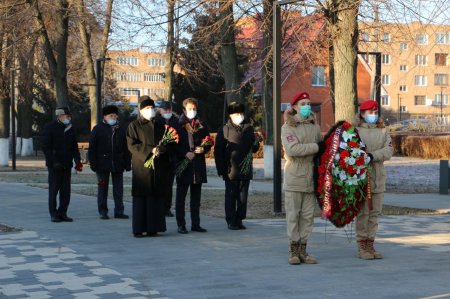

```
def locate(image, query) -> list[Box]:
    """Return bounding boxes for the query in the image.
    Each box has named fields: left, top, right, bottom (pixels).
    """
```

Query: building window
left=434, top=94, right=449, bottom=105
left=400, top=43, right=408, bottom=50
left=415, top=55, right=428, bottom=66
left=143, top=73, right=164, bottom=82
left=116, top=57, right=138, bottom=66
left=435, top=53, right=448, bottom=66
left=416, top=34, right=428, bottom=45
left=400, top=65, right=408, bottom=72
left=362, top=32, right=370, bottom=42
left=382, top=32, right=390, bottom=42
left=414, top=95, right=426, bottom=105
left=361, top=54, right=370, bottom=63
left=434, top=73, right=449, bottom=85
left=400, top=106, right=407, bottom=112
left=117, top=88, right=140, bottom=96
left=436, top=32, right=450, bottom=45
left=415, top=75, right=427, bottom=86
left=114, top=72, right=140, bottom=82
left=147, top=88, right=166, bottom=98
left=147, top=58, right=166, bottom=67
left=312, top=66, right=326, bottom=86
left=382, top=54, right=390, bottom=64
left=399, top=85, right=407, bottom=92
left=382, top=74, right=390, bottom=85
left=381, top=95, right=390, bottom=106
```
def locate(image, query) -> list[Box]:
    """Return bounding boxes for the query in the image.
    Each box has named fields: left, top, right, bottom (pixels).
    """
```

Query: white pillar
left=0, top=139, right=9, bottom=166
left=264, top=145, right=274, bottom=179
left=21, top=138, right=34, bottom=156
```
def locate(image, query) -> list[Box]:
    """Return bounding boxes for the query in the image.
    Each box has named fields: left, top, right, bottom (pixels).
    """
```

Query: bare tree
left=75, top=0, right=114, bottom=128
left=26, top=0, right=70, bottom=107
left=164, top=0, right=175, bottom=102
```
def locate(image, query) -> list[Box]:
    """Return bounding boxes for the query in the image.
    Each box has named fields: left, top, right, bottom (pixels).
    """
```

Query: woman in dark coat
left=214, top=102, right=260, bottom=230
left=175, top=98, right=212, bottom=234
left=126, top=97, right=173, bottom=237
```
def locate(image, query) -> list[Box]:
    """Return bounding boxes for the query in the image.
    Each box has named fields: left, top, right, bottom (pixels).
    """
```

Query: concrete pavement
left=1, top=181, right=450, bottom=299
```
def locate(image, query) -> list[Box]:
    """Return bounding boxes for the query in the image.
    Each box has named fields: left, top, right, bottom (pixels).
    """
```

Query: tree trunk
left=219, top=0, right=241, bottom=105
left=262, top=0, right=274, bottom=145
left=326, top=0, right=360, bottom=122
left=27, top=0, right=69, bottom=107
left=164, top=0, right=175, bottom=102
left=76, top=0, right=113, bottom=128
left=0, top=27, right=12, bottom=165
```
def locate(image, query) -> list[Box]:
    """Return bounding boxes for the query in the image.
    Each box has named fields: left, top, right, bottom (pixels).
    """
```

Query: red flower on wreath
left=340, top=150, right=350, bottom=160
left=348, top=141, right=359, bottom=148
left=356, top=156, right=365, bottom=167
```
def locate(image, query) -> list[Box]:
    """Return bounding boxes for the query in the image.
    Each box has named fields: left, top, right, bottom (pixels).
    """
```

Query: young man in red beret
left=281, top=92, right=323, bottom=265
left=353, top=100, right=393, bottom=259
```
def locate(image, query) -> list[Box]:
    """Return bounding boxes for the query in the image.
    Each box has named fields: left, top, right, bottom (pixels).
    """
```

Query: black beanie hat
left=102, top=105, right=119, bottom=116
left=139, top=98, right=155, bottom=110
left=227, top=102, right=245, bottom=115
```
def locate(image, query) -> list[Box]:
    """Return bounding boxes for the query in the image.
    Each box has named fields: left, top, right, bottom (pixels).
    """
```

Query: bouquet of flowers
left=239, top=131, right=265, bottom=176
left=144, top=125, right=179, bottom=169
left=316, top=121, right=371, bottom=228
left=175, top=135, right=214, bottom=178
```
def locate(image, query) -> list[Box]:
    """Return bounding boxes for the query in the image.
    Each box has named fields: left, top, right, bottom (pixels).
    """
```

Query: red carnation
left=347, top=166, right=357, bottom=175
left=342, top=122, right=352, bottom=130
left=340, top=150, right=350, bottom=160
left=348, top=141, right=359, bottom=148
left=356, top=156, right=365, bottom=166
left=339, top=159, right=347, bottom=169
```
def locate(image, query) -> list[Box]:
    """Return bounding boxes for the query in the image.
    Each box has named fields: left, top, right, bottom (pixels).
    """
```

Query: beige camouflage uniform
left=354, top=116, right=393, bottom=259
left=281, top=110, right=321, bottom=265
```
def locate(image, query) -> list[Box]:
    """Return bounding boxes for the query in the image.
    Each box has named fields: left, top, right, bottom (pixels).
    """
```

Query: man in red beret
left=353, top=99, right=393, bottom=260
left=281, top=91, right=323, bottom=265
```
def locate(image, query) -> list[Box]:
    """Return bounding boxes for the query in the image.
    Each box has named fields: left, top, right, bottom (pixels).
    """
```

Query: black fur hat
left=102, top=105, right=119, bottom=116
left=227, top=102, right=245, bottom=115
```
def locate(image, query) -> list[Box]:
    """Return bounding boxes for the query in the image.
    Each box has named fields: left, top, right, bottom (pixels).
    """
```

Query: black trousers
left=48, top=167, right=71, bottom=218
left=225, top=180, right=250, bottom=225
left=176, top=183, right=202, bottom=227
left=96, top=171, right=124, bottom=216
left=164, top=172, right=175, bottom=212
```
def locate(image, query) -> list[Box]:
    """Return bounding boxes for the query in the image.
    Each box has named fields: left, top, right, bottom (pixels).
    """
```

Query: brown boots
left=288, top=241, right=301, bottom=265
left=357, top=239, right=383, bottom=260
left=289, top=241, right=318, bottom=265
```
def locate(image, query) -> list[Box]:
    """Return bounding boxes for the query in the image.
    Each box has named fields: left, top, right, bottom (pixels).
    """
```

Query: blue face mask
left=106, top=119, right=117, bottom=126
left=299, top=105, right=311, bottom=118
left=364, top=115, right=378, bottom=124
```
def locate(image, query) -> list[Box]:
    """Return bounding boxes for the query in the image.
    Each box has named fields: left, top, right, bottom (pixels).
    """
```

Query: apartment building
left=107, top=49, right=167, bottom=103
left=359, top=22, right=450, bottom=124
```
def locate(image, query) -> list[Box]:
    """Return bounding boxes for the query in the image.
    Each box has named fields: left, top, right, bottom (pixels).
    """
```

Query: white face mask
left=106, top=118, right=117, bottom=126
left=141, top=108, right=156, bottom=120
left=186, top=110, right=197, bottom=119
left=230, top=114, right=244, bottom=125
left=61, top=117, right=71, bottom=125
left=162, top=113, right=173, bottom=120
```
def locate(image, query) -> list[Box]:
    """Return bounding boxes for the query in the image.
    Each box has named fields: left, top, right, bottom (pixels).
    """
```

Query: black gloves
left=156, top=145, right=167, bottom=155
left=317, top=141, right=326, bottom=154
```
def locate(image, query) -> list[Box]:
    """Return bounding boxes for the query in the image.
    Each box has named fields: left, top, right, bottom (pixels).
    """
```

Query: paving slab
left=1, top=182, right=450, bottom=299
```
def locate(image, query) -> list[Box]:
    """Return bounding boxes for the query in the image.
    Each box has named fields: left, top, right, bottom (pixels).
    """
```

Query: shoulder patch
left=286, top=134, right=295, bottom=143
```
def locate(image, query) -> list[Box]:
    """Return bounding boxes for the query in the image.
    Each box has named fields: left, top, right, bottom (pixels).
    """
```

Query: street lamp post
left=96, top=58, right=111, bottom=124
left=10, top=69, right=17, bottom=171
left=397, top=93, right=402, bottom=121
left=440, top=85, right=445, bottom=119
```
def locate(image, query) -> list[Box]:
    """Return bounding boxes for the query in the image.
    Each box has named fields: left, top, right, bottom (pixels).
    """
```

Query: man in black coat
left=156, top=101, right=179, bottom=217
left=126, top=97, right=173, bottom=237
left=175, top=98, right=211, bottom=234
left=88, top=105, right=131, bottom=220
left=41, top=106, right=82, bottom=223
left=214, top=102, right=260, bottom=230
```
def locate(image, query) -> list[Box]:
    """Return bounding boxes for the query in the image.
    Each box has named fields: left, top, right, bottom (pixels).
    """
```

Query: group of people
left=41, top=97, right=259, bottom=239
left=41, top=92, right=392, bottom=264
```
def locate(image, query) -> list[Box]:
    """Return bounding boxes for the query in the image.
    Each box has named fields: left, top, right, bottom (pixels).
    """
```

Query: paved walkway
left=1, top=181, right=450, bottom=298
